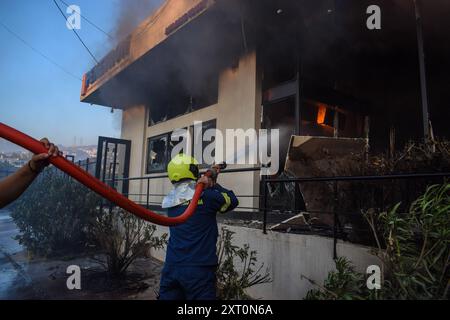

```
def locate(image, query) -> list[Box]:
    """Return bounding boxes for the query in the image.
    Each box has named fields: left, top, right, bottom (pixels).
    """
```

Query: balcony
left=80, top=0, right=217, bottom=108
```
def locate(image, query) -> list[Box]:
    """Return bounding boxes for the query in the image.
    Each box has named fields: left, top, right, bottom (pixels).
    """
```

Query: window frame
left=190, top=119, right=217, bottom=168
left=147, top=75, right=219, bottom=128
left=145, top=119, right=218, bottom=174
left=146, top=132, right=170, bottom=174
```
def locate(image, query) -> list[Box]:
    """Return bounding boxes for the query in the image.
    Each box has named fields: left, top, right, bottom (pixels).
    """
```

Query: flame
left=316, top=104, right=327, bottom=124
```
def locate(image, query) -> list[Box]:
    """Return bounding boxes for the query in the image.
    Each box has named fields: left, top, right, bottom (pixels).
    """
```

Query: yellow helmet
left=167, top=153, right=199, bottom=183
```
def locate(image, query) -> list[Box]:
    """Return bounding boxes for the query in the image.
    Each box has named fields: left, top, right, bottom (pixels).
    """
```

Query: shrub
left=216, top=227, right=271, bottom=300
left=91, top=208, right=168, bottom=277
left=304, top=257, right=373, bottom=300
left=11, top=169, right=100, bottom=257
left=305, top=183, right=450, bottom=300
left=370, top=183, right=450, bottom=299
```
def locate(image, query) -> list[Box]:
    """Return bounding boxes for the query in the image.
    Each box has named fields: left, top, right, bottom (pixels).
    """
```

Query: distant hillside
left=0, top=161, right=15, bottom=170
left=60, top=145, right=97, bottom=162
left=0, top=139, right=25, bottom=153
left=0, top=139, right=97, bottom=163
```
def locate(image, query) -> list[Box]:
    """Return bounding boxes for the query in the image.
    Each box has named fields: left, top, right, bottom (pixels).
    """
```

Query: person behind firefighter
left=158, top=153, right=238, bottom=300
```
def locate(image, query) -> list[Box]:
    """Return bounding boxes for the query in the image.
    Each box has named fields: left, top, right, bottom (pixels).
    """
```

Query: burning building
left=81, top=0, right=449, bottom=210
left=80, top=0, right=450, bottom=298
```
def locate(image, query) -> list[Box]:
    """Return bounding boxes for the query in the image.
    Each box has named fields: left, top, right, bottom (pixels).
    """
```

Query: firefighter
left=158, top=153, right=238, bottom=300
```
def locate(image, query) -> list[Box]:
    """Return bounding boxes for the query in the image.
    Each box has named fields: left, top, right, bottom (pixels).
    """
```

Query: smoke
left=99, top=0, right=249, bottom=118
left=97, top=0, right=163, bottom=133
left=102, top=0, right=450, bottom=137
left=113, top=0, right=164, bottom=43
left=153, top=1, right=246, bottom=96
left=112, top=109, right=123, bottom=132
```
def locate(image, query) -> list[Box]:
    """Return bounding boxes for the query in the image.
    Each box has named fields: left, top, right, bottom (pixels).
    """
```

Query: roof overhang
left=80, top=0, right=223, bottom=108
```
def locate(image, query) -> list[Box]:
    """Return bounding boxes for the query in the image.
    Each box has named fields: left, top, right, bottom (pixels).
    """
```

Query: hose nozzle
left=207, top=162, right=227, bottom=181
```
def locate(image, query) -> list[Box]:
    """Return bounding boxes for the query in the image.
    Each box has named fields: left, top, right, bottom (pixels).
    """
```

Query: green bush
left=216, top=227, right=271, bottom=300
left=304, top=257, right=374, bottom=300
left=305, top=183, right=450, bottom=300
left=91, top=208, right=168, bottom=277
left=11, top=169, right=101, bottom=257
left=373, top=183, right=450, bottom=299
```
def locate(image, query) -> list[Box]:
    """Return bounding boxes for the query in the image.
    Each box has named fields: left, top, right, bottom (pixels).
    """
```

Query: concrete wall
left=150, top=224, right=381, bottom=300
left=121, top=104, right=148, bottom=202
left=121, top=52, right=262, bottom=209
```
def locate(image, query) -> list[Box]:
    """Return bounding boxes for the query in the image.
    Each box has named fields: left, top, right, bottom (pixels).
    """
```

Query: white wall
left=121, top=104, right=148, bottom=202
left=150, top=224, right=381, bottom=300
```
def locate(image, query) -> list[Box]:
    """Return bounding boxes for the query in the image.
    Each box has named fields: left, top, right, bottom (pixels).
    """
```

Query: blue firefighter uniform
left=158, top=183, right=238, bottom=300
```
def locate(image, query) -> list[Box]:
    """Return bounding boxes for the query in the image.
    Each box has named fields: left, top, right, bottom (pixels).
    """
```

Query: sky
left=0, top=0, right=160, bottom=151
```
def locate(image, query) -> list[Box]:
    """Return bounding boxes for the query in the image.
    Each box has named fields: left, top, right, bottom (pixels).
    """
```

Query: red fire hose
left=0, top=122, right=205, bottom=226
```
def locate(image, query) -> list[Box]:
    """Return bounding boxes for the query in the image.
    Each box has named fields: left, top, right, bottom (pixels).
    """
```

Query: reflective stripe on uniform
left=185, top=199, right=204, bottom=206
left=219, top=192, right=231, bottom=213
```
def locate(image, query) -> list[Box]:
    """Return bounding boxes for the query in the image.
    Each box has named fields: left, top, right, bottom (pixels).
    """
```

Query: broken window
left=148, top=74, right=219, bottom=126
left=301, top=100, right=335, bottom=137
left=301, top=99, right=363, bottom=138
left=146, top=134, right=169, bottom=173
left=146, top=120, right=217, bottom=174
left=190, top=76, right=219, bottom=112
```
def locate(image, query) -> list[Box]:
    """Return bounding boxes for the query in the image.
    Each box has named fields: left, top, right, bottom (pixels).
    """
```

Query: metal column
left=414, top=0, right=430, bottom=140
